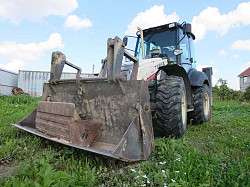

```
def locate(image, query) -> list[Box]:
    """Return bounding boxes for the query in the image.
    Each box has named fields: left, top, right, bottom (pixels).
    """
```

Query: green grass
left=0, top=95, right=249, bottom=186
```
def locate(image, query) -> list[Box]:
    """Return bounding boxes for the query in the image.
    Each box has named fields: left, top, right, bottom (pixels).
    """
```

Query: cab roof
left=142, top=22, right=195, bottom=40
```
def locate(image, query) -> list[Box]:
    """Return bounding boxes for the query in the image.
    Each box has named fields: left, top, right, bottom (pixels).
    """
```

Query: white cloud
left=230, top=39, right=250, bottom=50
left=231, top=54, right=239, bottom=58
left=0, top=59, right=25, bottom=72
left=64, top=15, right=92, bottom=30
left=0, top=0, right=78, bottom=24
left=209, top=61, right=216, bottom=65
left=125, top=5, right=179, bottom=35
left=192, top=2, right=250, bottom=41
left=242, top=62, right=250, bottom=67
left=219, top=50, right=227, bottom=56
left=240, top=62, right=250, bottom=72
left=0, top=33, right=64, bottom=72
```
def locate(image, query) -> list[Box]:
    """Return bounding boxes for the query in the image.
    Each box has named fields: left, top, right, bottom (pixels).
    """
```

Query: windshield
left=135, top=29, right=177, bottom=61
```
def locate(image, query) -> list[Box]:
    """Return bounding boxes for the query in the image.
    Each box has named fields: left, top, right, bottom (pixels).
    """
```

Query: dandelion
left=171, top=179, right=176, bottom=182
left=175, top=171, right=180, bottom=173
left=131, top=168, right=136, bottom=172
left=176, top=158, right=181, bottom=161
left=159, top=161, right=166, bottom=165
left=142, top=175, right=147, bottom=178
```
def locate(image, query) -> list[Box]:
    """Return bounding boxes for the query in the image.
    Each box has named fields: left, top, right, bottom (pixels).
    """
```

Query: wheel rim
left=181, top=91, right=187, bottom=125
left=204, top=93, right=209, bottom=116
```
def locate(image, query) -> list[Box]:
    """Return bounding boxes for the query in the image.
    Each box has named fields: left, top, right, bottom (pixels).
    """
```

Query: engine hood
left=137, top=58, right=168, bottom=80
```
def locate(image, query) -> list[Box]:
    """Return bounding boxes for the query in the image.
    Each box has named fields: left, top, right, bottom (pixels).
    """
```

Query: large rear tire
left=188, top=84, right=211, bottom=124
left=156, top=76, right=187, bottom=137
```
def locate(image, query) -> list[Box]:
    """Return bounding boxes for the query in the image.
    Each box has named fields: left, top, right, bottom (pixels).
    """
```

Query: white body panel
left=137, top=58, right=168, bottom=81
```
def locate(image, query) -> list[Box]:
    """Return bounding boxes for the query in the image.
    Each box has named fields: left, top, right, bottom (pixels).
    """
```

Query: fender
left=188, top=68, right=210, bottom=87
left=159, top=65, right=193, bottom=110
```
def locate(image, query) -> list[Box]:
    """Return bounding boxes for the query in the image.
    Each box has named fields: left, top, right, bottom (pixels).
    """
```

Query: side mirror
left=183, top=23, right=192, bottom=34
left=123, top=36, right=128, bottom=46
left=174, top=49, right=183, bottom=55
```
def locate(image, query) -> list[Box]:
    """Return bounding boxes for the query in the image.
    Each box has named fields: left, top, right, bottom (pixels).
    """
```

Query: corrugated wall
left=18, top=70, right=97, bottom=97
left=0, top=68, right=18, bottom=95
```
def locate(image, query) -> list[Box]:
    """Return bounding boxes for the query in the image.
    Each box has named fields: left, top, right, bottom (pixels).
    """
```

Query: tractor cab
left=134, top=22, right=196, bottom=73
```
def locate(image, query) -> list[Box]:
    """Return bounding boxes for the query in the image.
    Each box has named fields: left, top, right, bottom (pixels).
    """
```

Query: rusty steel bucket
left=14, top=37, right=154, bottom=161
left=14, top=79, right=153, bottom=161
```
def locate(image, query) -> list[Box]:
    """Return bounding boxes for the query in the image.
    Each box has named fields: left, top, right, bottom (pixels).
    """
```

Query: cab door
left=179, top=29, right=195, bottom=72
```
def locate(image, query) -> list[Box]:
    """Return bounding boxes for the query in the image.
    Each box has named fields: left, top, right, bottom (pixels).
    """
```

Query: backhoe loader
left=14, top=22, right=212, bottom=162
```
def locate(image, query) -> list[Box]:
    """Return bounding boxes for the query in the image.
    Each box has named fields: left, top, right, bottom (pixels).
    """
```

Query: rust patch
left=12, top=87, right=23, bottom=96
left=70, top=120, right=102, bottom=147
left=35, top=101, right=102, bottom=147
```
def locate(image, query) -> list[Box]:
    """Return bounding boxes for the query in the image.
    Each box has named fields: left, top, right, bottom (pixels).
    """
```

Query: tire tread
left=156, top=76, right=186, bottom=137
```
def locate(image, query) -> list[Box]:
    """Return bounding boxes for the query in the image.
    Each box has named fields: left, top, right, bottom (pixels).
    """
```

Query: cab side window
left=179, top=30, right=190, bottom=65
left=179, top=29, right=196, bottom=71
left=188, top=37, right=196, bottom=69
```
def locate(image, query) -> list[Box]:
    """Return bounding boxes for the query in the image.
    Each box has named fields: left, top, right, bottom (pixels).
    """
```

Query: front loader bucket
left=14, top=79, right=154, bottom=161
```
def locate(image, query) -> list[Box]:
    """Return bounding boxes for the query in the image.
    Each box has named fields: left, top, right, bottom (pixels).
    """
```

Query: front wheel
left=188, top=84, right=211, bottom=124
left=156, top=76, right=187, bottom=137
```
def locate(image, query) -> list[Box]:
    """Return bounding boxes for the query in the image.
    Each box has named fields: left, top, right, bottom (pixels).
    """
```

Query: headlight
left=169, top=23, right=175, bottom=28
left=174, top=49, right=183, bottom=55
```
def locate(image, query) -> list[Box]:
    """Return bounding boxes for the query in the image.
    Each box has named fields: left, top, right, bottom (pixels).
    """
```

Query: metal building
left=18, top=70, right=97, bottom=97
left=0, top=68, right=18, bottom=95
left=238, top=67, right=250, bottom=92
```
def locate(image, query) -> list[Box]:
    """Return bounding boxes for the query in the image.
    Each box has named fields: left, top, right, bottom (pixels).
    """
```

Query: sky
left=0, top=0, right=250, bottom=90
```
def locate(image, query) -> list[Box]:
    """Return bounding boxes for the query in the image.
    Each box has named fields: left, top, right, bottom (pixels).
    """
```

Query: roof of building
left=0, top=68, right=18, bottom=75
left=238, top=67, right=250, bottom=77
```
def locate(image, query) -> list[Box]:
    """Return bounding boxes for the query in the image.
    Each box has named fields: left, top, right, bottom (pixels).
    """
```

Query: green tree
left=243, top=86, right=250, bottom=101
left=217, top=78, right=227, bottom=86
left=213, top=78, right=243, bottom=101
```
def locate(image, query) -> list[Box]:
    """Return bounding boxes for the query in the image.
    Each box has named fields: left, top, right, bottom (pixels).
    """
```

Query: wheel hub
left=204, top=93, right=209, bottom=116
left=181, top=91, right=187, bottom=125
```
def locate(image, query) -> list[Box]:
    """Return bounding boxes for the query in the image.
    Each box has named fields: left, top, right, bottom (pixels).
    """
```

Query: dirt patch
left=0, top=162, right=19, bottom=180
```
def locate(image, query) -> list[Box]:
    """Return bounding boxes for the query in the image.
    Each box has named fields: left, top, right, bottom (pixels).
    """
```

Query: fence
left=0, top=68, right=18, bottom=95
left=18, top=70, right=97, bottom=97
